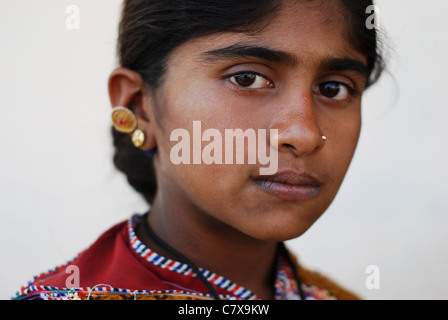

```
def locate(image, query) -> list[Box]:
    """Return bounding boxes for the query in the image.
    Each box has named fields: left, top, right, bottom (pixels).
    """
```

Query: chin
left=241, top=215, right=320, bottom=242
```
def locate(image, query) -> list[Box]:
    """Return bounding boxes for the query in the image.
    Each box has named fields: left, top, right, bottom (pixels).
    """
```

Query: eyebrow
left=321, top=57, right=369, bottom=78
left=201, top=44, right=368, bottom=77
left=201, top=44, right=298, bottom=67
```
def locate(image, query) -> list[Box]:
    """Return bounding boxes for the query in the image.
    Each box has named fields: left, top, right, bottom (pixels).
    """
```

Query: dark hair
left=341, top=0, right=385, bottom=88
left=112, top=0, right=385, bottom=204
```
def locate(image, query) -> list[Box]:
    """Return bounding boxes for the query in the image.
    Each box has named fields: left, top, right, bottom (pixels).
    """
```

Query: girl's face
left=148, top=0, right=368, bottom=241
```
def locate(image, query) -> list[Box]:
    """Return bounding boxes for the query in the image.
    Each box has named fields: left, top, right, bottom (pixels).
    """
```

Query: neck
left=136, top=191, right=279, bottom=300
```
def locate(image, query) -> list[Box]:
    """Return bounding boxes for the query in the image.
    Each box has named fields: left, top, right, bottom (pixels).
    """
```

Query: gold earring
left=322, top=135, right=327, bottom=142
left=132, top=129, right=146, bottom=148
left=111, top=106, right=147, bottom=148
left=111, top=106, right=137, bottom=133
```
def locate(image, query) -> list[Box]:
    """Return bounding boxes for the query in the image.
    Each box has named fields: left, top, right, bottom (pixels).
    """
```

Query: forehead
left=263, top=0, right=350, bottom=49
left=170, top=0, right=366, bottom=68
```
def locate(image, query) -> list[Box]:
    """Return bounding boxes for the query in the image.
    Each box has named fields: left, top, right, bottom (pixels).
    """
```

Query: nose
left=271, top=94, right=325, bottom=157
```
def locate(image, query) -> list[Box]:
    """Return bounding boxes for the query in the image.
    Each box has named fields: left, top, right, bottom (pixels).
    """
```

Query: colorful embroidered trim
left=127, top=215, right=336, bottom=300
left=128, top=216, right=260, bottom=300
left=14, top=286, right=235, bottom=300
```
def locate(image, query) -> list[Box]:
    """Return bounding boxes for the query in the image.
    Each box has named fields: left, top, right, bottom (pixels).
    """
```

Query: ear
left=108, top=67, right=157, bottom=152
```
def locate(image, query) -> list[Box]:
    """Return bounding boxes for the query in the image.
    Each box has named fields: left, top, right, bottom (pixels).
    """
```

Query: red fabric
left=29, top=219, right=220, bottom=295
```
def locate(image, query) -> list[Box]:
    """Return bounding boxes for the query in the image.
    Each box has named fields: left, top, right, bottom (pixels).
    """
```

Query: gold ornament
left=132, top=129, right=146, bottom=148
left=111, top=106, right=138, bottom=133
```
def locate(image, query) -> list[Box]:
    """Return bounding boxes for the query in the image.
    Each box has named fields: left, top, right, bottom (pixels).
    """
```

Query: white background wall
left=1, top=0, right=447, bottom=300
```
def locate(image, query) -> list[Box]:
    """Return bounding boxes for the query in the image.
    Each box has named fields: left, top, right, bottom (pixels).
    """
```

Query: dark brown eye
left=318, top=82, right=350, bottom=100
left=233, top=73, right=256, bottom=87
left=228, top=72, right=274, bottom=90
left=319, top=82, right=341, bottom=98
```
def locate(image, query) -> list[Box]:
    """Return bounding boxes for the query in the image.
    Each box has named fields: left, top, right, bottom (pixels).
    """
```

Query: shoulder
left=13, top=218, right=131, bottom=300
left=290, top=252, right=361, bottom=300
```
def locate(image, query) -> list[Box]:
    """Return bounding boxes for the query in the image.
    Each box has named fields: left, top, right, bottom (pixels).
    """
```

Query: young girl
left=15, top=0, right=384, bottom=300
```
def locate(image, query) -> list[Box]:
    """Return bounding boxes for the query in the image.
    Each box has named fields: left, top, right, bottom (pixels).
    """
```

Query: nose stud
left=322, top=135, right=327, bottom=142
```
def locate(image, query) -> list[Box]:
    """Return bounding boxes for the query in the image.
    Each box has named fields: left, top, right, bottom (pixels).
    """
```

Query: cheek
left=325, top=110, right=361, bottom=184
left=153, top=81, right=252, bottom=205
left=156, top=77, right=265, bottom=168
left=342, top=111, right=362, bottom=155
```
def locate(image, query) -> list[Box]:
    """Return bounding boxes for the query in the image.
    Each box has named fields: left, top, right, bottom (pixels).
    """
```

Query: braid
left=112, top=126, right=157, bottom=204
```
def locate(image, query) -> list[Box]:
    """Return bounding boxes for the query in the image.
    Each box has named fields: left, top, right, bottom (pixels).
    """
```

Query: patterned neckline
left=128, top=214, right=301, bottom=300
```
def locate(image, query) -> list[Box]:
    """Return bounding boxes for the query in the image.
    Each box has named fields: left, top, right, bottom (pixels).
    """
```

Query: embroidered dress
left=13, top=214, right=359, bottom=300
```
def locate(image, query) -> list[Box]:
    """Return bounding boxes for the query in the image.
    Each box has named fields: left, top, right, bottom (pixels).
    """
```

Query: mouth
left=252, top=170, right=322, bottom=201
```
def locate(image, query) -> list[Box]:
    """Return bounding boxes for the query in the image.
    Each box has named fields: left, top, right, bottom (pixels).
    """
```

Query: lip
left=252, top=171, right=322, bottom=201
